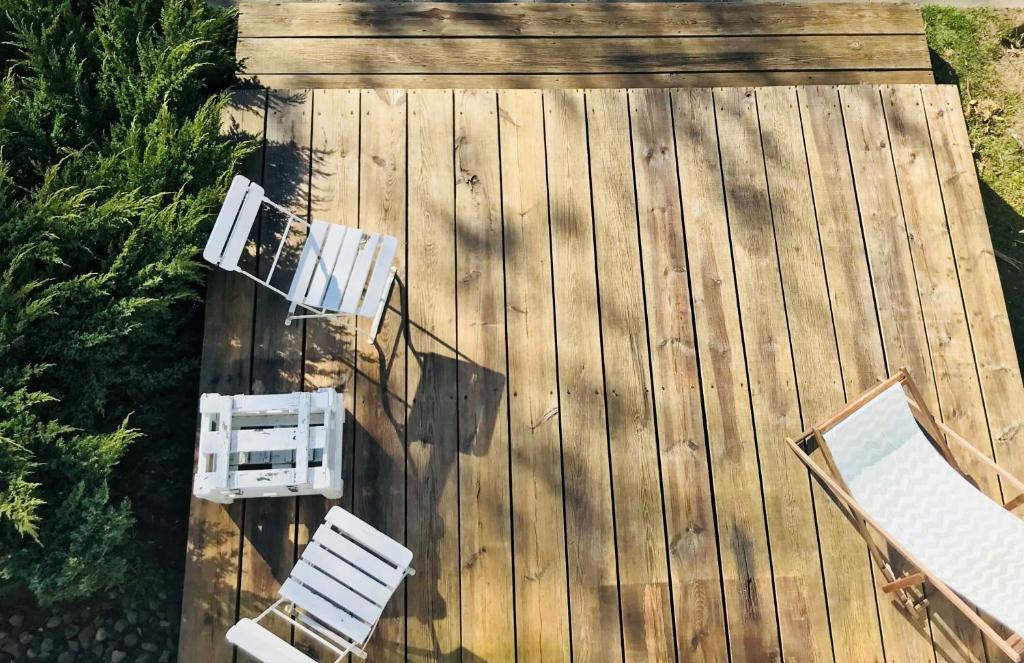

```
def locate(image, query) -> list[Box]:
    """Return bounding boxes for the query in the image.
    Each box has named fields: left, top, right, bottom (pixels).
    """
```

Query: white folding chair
left=227, top=506, right=414, bottom=662
left=205, top=175, right=398, bottom=344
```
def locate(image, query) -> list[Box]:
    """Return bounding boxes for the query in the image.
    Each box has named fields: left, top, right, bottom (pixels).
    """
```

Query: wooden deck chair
left=204, top=175, right=398, bottom=345
left=787, top=370, right=1024, bottom=662
left=226, top=506, right=414, bottom=662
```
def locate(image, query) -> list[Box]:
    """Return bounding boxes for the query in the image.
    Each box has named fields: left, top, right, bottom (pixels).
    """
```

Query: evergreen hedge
left=0, top=0, right=249, bottom=604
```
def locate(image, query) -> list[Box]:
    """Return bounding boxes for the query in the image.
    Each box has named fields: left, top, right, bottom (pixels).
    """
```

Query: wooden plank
left=453, top=89, right=515, bottom=661
left=237, top=36, right=932, bottom=75
left=239, top=2, right=925, bottom=38
left=716, top=86, right=831, bottom=662
left=497, top=89, right=571, bottom=663
left=629, top=87, right=727, bottom=662
left=351, top=89, right=407, bottom=662
left=883, top=85, right=1003, bottom=663
left=294, top=88, right=360, bottom=660
left=883, top=85, right=1001, bottom=497
left=238, top=90, right=312, bottom=650
left=405, top=89, right=460, bottom=663
left=252, top=70, right=935, bottom=91
left=586, top=88, right=674, bottom=661
left=839, top=86, right=937, bottom=410
left=762, top=84, right=885, bottom=663
left=178, top=89, right=265, bottom=663
left=799, top=84, right=935, bottom=663
left=671, top=86, right=780, bottom=662
left=543, top=88, right=623, bottom=662
left=841, top=84, right=977, bottom=663
left=922, top=84, right=1024, bottom=482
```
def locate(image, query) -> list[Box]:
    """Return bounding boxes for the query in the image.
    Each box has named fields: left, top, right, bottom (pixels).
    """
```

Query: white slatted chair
left=205, top=175, right=398, bottom=344
left=788, top=370, right=1024, bottom=662
left=227, top=506, right=414, bottom=662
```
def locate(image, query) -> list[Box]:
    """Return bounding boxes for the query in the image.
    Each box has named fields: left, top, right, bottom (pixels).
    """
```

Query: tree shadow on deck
left=979, top=180, right=1024, bottom=366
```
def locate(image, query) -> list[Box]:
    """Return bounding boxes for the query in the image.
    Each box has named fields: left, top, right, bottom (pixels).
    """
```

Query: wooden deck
left=179, top=84, right=1024, bottom=663
left=237, top=2, right=934, bottom=89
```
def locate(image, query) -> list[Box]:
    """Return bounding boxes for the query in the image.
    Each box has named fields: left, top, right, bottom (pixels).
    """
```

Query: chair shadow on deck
left=297, top=276, right=503, bottom=661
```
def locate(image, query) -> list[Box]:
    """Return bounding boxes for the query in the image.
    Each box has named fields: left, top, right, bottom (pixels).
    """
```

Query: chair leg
left=367, top=267, right=397, bottom=346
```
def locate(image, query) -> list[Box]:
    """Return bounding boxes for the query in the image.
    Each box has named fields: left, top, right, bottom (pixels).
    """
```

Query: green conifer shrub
left=0, top=0, right=251, bottom=604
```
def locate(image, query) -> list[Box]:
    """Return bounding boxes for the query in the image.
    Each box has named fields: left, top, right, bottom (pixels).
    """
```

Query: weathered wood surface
left=177, top=88, right=264, bottom=663
left=236, top=2, right=933, bottom=89
left=252, top=71, right=935, bottom=91
left=239, top=2, right=925, bottom=37
left=180, top=84, right=1022, bottom=663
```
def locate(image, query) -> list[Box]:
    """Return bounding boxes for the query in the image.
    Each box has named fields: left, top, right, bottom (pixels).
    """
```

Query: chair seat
left=826, top=384, right=1024, bottom=635
left=226, top=618, right=318, bottom=663
left=287, top=221, right=398, bottom=316
left=278, top=506, right=414, bottom=647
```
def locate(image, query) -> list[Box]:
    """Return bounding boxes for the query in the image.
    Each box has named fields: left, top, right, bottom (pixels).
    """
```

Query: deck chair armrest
left=1004, top=493, right=1024, bottom=512
left=935, top=420, right=1024, bottom=497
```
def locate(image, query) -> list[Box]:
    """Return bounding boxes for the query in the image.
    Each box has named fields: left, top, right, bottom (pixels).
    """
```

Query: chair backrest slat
left=338, top=234, right=381, bottom=314
left=291, top=559, right=382, bottom=626
left=325, top=506, right=413, bottom=571
left=358, top=236, right=398, bottom=317
left=322, top=227, right=364, bottom=311
left=303, top=541, right=393, bottom=606
left=205, top=175, right=264, bottom=270
left=312, top=523, right=405, bottom=589
left=280, top=576, right=371, bottom=644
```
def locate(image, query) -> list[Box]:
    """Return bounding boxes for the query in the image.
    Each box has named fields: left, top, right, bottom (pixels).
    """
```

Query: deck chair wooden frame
left=226, top=506, right=415, bottom=662
left=787, top=369, right=1024, bottom=662
left=204, top=175, right=398, bottom=345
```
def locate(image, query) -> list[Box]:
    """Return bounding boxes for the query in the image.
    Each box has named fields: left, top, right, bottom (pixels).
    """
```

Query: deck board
left=353, top=88, right=408, bottom=662
left=453, top=89, right=517, bottom=662
left=544, top=88, right=624, bottom=663
left=181, top=84, right=1024, bottom=663
left=499, top=89, right=572, bottom=663
left=630, top=86, right=727, bottom=663
left=676, top=86, right=782, bottom=662
left=772, top=85, right=887, bottom=663
left=405, top=88, right=461, bottom=663
left=293, top=88, right=360, bottom=659
left=727, top=85, right=832, bottom=663
left=236, top=2, right=933, bottom=89
left=588, top=88, right=676, bottom=661
left=237, top=91, right=311, bottom=657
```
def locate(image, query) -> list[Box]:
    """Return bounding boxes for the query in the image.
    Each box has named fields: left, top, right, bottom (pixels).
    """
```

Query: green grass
left=924, top=6, right=1024, bottom=361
